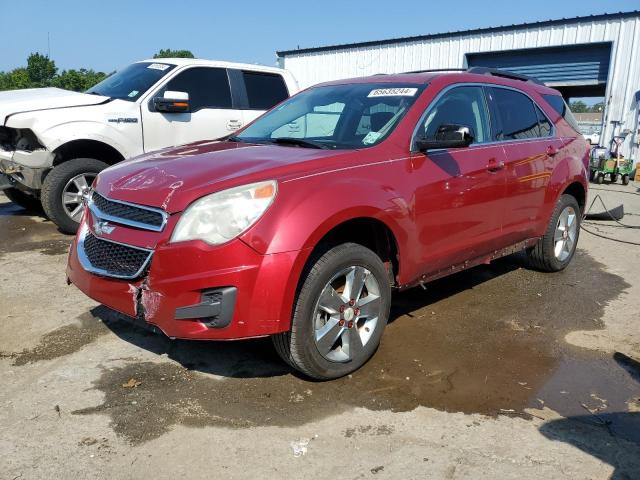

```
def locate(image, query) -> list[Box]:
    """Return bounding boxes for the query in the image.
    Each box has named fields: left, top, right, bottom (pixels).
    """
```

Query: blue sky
left=1, top=0, right=638, bottom=73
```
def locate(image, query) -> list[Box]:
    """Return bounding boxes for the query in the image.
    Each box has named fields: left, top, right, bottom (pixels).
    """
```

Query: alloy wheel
left=312, top=265, right=382, bottom=363
left=553, top=205, right=578, bottom=261
left=61, top=173, right=95, bottom=222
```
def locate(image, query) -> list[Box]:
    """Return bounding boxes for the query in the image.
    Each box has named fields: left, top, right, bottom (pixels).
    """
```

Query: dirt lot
left=1, top=182, right=639, bottom=479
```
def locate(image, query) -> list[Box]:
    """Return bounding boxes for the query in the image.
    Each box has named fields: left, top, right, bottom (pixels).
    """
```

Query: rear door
left=487, top=86, right=563, bottom=245
left=411, top=85, right=508, bottom=274
left=141, top=66, right=242, bottom=151
left=230, top=69, right=290, bottom=126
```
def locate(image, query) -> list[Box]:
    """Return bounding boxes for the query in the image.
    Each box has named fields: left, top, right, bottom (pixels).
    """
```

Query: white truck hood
left=0, top=87, right=110, bottom=125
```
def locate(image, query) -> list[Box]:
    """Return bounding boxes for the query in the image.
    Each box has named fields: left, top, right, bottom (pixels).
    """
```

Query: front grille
left=82, top=232, right=152, bottom=278
left=91, top=192, right=165, bottom=230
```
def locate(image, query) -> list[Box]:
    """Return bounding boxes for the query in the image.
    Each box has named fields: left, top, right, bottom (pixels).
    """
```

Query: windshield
left=235, top=83, right=425, bottom=149
left=86, top=62, right=176, bottom=101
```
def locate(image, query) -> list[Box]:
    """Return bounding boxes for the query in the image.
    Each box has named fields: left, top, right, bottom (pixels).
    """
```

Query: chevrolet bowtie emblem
left=94, top=220, right=115, bottom=235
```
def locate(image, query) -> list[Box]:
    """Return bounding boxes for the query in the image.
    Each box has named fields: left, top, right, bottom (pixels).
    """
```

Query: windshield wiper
left=268, top=137, right=329, bottom=149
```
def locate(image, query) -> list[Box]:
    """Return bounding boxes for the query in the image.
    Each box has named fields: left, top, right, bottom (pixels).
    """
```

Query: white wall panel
left=280, top=14, right=640, bottom=158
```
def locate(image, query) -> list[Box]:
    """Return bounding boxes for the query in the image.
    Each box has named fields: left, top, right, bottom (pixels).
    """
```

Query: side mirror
left=154, top=90, right=190, bottom=113
left=416, top=124, right=475, bottom=151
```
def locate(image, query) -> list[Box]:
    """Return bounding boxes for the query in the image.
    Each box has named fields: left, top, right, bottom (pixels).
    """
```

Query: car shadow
left=93, top=252, right=527, bottom=379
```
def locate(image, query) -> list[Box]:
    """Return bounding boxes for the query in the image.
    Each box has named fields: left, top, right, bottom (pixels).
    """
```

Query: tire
left=3, top=187, right=42, bottom=212
left=272, top=243, right=392, bottom=380
left=528, top=194, right=581, bottom=272
left=611, top=174, right=618, bottom=183
left=595, top=173, right=604, bottom=184
left=622, top=174, right=630, bottom=186
left=41, top=158, right=109, bottom=234
left=588, top=170, right=595, bottom=182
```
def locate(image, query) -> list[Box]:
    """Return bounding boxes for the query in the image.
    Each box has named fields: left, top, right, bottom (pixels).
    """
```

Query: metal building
left=277, top=11, right=640, bottom=159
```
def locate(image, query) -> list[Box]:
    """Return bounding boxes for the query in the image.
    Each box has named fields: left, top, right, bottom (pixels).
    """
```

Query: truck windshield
left=86, top=62, right=176, bottom=101
left=235, top=83, right=425, bottom=149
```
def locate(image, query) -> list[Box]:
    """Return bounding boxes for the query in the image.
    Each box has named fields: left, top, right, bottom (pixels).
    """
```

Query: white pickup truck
left=0, top=58, right=298, bottom=232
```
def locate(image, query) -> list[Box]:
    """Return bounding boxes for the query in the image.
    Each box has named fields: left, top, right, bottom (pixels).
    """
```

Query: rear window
left=543, top=94, right=581, bottom=133
left=243, top=71, right=289, bottom=110
left=490, top=87, right=540, bottom=140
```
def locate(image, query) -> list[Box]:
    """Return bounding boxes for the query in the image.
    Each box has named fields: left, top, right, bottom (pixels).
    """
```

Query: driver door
left=141, top=67, right=243, bottom=151
left=410, top=85, right=508, bottom=274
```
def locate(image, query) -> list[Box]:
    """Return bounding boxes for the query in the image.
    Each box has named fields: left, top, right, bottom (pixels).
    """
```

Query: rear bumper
left=67, top=234, right=305, bottom=340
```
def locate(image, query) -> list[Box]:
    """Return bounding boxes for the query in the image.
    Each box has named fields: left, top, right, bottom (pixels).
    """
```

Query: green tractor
left=589, top=144, right=633, bottom=185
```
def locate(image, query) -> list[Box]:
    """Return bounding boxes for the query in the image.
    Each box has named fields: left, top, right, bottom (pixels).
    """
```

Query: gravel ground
left=1, top=180, right=639, bottom=479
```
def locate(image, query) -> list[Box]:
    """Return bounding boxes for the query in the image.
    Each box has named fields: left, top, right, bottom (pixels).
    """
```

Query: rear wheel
left=595, top=173, right=604, bottom=184
left=528, top=194, right=580, bottom=272
left=611, top=173, right=618, bottom=183
left=41, top=158, right=108, bottom=234
left=3, top=187, right=42, bottom=212
left=272, top=243, right=391, bottom=380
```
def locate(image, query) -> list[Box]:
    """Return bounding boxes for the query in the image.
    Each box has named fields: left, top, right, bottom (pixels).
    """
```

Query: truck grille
left=80, top=231, right=153, bottom=279
left=90, top=192, right=166, bottom=231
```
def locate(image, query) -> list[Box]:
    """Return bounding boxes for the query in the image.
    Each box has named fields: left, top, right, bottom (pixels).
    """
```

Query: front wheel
left=622, top=174, right=630, bottom=186
left=528, top=194, right=581, bottom=272
left=41, top=158, right=109, bottom=234
left=273, top=243, right=392, bottom=380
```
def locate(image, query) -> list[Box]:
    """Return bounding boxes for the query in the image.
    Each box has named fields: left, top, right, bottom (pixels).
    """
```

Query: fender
left=38, top=120, right=135, bottom=160
left=240, top=174, right=416, bottom=326
left=539, top=149, right=588, bottom=235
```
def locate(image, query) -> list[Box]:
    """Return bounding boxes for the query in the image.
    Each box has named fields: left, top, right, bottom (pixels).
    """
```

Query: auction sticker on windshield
left=368, top=88, right=418, bottom=98
left=147, top=63, right=170, bottom=71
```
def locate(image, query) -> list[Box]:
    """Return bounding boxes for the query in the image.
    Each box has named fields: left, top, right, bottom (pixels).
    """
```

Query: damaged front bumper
left=66, top=216, right=302, bottom=340
left=0, top=148, right=53, bottom=189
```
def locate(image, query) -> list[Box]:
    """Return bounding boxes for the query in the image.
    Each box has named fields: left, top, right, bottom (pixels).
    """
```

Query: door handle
left=486, top=158, right=505, bottom=172
left=546, top=145, right=559, bottom=157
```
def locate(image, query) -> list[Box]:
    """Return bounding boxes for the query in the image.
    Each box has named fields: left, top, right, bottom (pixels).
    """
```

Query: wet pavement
left=1, top=188, right=639, bottom=476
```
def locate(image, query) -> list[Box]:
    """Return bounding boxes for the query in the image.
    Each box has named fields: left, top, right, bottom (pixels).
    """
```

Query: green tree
left=0, top=68, right=31, bottom=90
left=52, top=68, right=108, bottom=91
left=153, top=48, right=195, bottom=59
left=26, top=52, right=57, bottom=87
left=569, top=100, right=588, bottom=113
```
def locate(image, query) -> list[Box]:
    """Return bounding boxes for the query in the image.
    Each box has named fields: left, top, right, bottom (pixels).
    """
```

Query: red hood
left=94, top=140, right=352, bottom=213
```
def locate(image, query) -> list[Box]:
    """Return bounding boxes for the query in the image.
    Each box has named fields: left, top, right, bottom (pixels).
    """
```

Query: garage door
left=466, top=43, right=611, bottom=86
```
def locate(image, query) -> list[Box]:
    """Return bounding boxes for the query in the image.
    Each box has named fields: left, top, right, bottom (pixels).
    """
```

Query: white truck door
left=230, top=69, right=292, bottom=128
left=141, top=67, right=242, bottom=151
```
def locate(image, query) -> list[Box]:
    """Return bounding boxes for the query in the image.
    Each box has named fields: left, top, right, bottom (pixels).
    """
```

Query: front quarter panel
left=240, top=161, right=416, bottom=280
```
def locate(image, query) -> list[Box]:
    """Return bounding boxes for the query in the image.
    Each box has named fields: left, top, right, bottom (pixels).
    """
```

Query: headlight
left=171, top=180, right=277, bottom=245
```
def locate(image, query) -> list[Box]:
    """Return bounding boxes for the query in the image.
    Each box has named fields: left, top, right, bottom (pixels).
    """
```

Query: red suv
left=67, top=68, right=589, bottom=379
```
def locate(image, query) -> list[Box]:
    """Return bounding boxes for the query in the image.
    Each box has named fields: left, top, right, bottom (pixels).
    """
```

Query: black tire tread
left=41, top=158, right=109, bottom=233
left=272, top=243, right=388, bottom=380
left=3, top=188, right=42, bottom=211
left=528, top=194, right=580, bottom=272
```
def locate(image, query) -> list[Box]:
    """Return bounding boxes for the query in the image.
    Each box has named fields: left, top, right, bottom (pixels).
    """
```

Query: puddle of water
left=0, top=197, right=71, bottom=256
left=70, top=251, right=639, bottom=445
left=3, top=311, right=110, bottom=366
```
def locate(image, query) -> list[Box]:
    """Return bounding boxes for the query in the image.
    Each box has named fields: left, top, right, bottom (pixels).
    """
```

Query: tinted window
left=163, top=67, right=232, bottom=111
left=543, top=94, right=581, bottom=133
left=490, top=88, right=540, bottom=140
left=242, top=71, right=289, bottom=110
left=87, top=62, right=175, bottom=101
left=419, top=86, right=490, bottom=144
left=535, top=105, right=553, bottom=137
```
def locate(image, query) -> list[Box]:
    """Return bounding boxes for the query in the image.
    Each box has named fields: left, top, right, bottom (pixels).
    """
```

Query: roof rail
left=466, top=67, right=545, bottom=85
left=403, top=68, right=468, bottom=74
